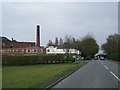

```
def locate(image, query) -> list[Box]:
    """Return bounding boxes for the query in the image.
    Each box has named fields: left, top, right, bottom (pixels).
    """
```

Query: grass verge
left=3, top=62, right=87, bottom=88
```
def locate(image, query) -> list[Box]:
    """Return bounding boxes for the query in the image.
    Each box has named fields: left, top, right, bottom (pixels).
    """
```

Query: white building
left=46, top=46, right=80, bottom=55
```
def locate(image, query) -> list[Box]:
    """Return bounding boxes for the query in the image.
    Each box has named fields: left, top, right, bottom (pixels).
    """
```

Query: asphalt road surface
left=54, top=59, right=119, bottom=88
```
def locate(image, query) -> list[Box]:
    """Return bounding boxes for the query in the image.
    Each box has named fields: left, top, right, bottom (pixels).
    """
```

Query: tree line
left=101, top=33, right=120, bottom=54
left=47, top=33, right=120, bottom=61
left=47, top=37, right=64, bottom=46
left=101, top=33, right=120, bottom=61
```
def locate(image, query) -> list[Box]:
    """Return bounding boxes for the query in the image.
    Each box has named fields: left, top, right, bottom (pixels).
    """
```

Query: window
left=7, top=50, right=11, bottom=53
left=22, top=49, right=24, bottom=52
left=13, top=50, right=15, bottom=52
left=47, top=49, right=50, bottom=52
left=40, top=49, right=43, bottom=52
left=33, top=49, right=37, bottom=52
left=26, top=49, right=31, bottom=53
left=16, top=50, right=19, bottom=52
left=28, top=50, right=30, bottom=52
left=3, top=50, right=6, bottom=53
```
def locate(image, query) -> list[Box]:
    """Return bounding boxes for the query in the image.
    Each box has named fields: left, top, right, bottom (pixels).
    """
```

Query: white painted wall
left=46, top=46, right=80, bottom=55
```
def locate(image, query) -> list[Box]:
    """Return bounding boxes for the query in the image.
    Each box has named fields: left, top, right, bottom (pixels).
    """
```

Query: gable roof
left=0, top=37, right=11, bottom=43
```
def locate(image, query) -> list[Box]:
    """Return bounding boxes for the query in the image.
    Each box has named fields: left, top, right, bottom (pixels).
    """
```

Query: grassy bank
left=3, top=62, right=87, bottom=88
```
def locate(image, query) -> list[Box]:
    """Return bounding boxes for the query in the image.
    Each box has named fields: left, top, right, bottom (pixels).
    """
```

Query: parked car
left=94, top=57, right=99, bottom=60
left=100, top=57, right=105, bottom=60
left=75, top=58, right=80, bottom=64
left=81, top=57, right=84, bottom=60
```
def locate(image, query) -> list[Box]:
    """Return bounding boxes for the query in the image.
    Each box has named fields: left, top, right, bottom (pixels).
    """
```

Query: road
left=54, top=59, right=119, bottom=88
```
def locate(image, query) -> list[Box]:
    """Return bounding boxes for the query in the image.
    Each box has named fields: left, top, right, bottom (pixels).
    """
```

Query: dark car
left=100, top=57, right=105, bottom=60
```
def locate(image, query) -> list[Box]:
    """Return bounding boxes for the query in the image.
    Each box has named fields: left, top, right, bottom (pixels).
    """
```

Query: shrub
left=84, top=57, right=91, bottom=60
left=107, top=53, right=120, bottom=61
left=2, top=54, right=74, bottom=66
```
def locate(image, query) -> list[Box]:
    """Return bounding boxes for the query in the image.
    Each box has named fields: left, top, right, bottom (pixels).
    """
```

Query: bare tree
left=47, top=40, right=53, bottom=46
left=55, top=37, right=58, bottom=45
left=64, top=35, right=73, bottom=44
left=59, top=38, right=63, bottom=45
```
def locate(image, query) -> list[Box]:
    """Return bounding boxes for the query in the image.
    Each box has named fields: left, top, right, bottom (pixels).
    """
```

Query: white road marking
left=104, top=65, right=108, bottom=69
left=110, top=71, right=120, bottom=82
left=99, top=60, right=108, bottom=69
left=99, top=60, right=120, bottom=82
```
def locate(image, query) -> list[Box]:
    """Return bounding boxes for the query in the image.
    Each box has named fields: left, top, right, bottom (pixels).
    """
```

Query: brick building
left=0, top=25, right=46, bottom=55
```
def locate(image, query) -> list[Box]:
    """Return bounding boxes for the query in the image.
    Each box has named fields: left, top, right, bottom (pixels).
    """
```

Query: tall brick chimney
left=36, top=25, right=40, bottom=47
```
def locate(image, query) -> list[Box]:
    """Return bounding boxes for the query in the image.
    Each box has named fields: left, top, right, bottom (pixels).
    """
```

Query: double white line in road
left=99, top=60, right=120, bottom=82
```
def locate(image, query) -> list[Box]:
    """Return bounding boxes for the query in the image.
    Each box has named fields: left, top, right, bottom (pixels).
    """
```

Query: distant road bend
left=54, top=59, right=119, bottom=88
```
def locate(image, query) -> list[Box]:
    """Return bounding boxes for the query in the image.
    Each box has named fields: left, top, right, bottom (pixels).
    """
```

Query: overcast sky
left=2, top=2, right=118, bottom=48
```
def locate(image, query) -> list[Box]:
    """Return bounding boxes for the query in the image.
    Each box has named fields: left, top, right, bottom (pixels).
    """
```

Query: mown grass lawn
left=3, top=62, right=87, bottom=88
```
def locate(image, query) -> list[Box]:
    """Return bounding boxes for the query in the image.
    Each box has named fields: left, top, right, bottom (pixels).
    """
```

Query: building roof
left=57, top=44, right=75, bottom=49
left=17, top=42, right=35, bottom=46
left=0, top=37, right=35, bottom=44
left=46, top=45, right=60, bottom=48
left=0, top=37, right=11, bottom=48
left=0, top=37, right=11, bottom=43
left=0, top=36, right=36, bottom=48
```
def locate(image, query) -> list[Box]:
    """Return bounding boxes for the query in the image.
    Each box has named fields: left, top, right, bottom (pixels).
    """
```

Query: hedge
left=2, top=54, right=74, bottom=66
left=107, top=53, right=120, bottom=61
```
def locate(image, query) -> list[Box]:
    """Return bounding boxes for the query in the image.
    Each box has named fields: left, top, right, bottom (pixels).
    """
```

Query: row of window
left=26, top=49, right=43, bottom=53
left=1, top=49, right=22, bottom=53
left=1, top=49, right=43, bottom=53
left=47, top=49, right=66, bottom=52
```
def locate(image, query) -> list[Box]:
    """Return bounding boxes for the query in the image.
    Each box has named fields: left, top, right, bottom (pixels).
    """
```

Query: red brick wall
left=1, top=46, right=46, bottom=55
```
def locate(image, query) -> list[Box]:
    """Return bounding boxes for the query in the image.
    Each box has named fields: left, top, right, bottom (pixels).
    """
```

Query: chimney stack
left=36, top=25, right=40, bottom=47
